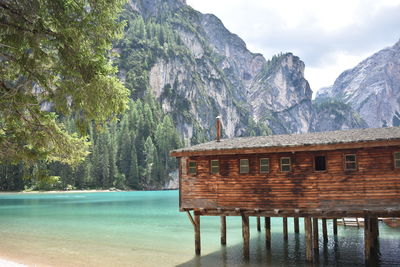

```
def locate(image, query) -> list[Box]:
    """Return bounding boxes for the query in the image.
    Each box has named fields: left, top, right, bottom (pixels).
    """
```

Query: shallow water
left=0, top=191, right=399, bottom=266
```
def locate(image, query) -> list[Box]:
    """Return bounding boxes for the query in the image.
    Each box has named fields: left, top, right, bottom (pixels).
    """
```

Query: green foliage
left=0, top=0, right=129, bottom=164
left=117, top=11, right=190, bottom=98
left=0, top=94, right=181, bottom=191
left=258, top=53, right=287, bottom=79
left=36, top=176, right=61, bottom=191
left=313, top=97, right=367, bottom=126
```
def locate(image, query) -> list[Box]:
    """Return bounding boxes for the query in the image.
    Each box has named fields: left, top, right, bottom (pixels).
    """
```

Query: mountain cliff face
left=317, top=40, right=400, bottom=128
left=311, top=99, right=368, bottom=131
left=118, top=0, right=364, bottom=142
left=248, top=54, right=314, bottom=134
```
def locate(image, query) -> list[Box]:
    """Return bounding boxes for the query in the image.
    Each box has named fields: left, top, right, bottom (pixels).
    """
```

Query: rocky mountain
left=118, top=0, right=365, bottom=143
left=311, top=99, right=368, bottom=132
left=316, top=40, right=400, bottom=128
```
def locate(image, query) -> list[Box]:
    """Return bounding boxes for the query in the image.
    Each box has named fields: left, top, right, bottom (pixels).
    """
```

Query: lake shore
left=0, top=189, right=122, bottom=195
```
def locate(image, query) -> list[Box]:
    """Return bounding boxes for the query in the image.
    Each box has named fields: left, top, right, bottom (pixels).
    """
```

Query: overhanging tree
left=0, top=0, right=129, bottom=164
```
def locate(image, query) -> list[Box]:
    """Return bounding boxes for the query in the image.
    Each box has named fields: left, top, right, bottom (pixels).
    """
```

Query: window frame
left=210, top=159, right=219, bottom=174
left=314, top=155, right=327, bottom=172
left=344, top=154, right=357, bottom=171
left=280, top=157, right=291, bottom=172
left=394, top=152, right=400, bottom=169
left=259, top=158, right=270, bottom=174
left=188, top=161, right=197, bottom=175
left=239, top=159, right=249, bottom=174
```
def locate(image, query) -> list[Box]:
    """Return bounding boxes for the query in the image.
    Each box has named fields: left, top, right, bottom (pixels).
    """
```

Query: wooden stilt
left=294, top=217, right=299, bottom=233
left=265, top=217, right=271, bottom=249
left=283, top=217, right=288, bottom=240
left=370, top=217, right=379, bottom=249
left=221, top=216, right=226, bottom=245
left=375, top=218, right=379, bottom=237
left=312, top=218, right=319, bottom=253
left=322, top=218, right=328, bottom=243
left=194, top=214, right=201, bottom=255
left=333, top=218, right=338, bottom=235
left=371, top=217, right=379, bottom=242
left=257, top=216, right=261, bottom=232
left=304, top=217, right=313, bottom=262
left=242, top=215, right=250, bottom=259
left=364, top=214, right=371, bottom=262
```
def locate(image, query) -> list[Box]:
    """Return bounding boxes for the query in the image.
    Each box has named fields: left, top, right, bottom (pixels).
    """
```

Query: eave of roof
left=170, top=127, right=400, bottom=157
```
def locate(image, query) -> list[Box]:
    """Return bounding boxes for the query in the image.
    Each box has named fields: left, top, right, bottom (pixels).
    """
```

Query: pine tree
left=0, top=0, right=129, bottom=164
left=128, top=142, right=139, bottom=189
left=143, top=136, right=156, bottom=188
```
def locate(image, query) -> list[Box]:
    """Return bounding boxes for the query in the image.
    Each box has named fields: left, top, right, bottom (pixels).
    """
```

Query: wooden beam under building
left=313, top=218, right=319, bottom=253
left=194, top=214, right=201, bottom=255
left=294, top=217, right=300, bottom=233
left=322, top=218, right=328, bottom=243
left=191, top=208, right=400, bottom=218
left=304, top=217, right=313, bottom=262
left=364, top=214, right=372, bottom=261
left=265, top=217, right=271, bottom=249
left=333, top=218, right=338, bottom=235
left=242, top=215, right=250, bottom=259
left=283, top=217, right=288, bottom=240
left=221, top=216, right=226, bottom=245
left=257, top=216, right=261, bottom=232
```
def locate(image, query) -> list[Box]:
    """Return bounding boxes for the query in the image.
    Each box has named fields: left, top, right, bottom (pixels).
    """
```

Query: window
left=260, top=158, right=269, bottom=173
left=240, top=159, right=249, bottom=174
left=211, top=160, right=219, bottom=174
left=188, top=161, right=197, bottom=175
left=314, top=156, right=326, bottom=171
left=344, top=154, right=357, bottom=170
left=280, top=157, right=291, bottom=172
left=395, top=152, right=400, bottom=168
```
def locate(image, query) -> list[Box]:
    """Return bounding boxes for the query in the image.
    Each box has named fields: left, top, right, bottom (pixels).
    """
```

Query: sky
left=186, top=0, right=400, bottom=95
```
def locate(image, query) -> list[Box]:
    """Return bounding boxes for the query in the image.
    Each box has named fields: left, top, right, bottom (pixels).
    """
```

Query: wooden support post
left=283, top=217, right=288, bottom=240
left=375, top=218, right=379, bottom=237
left=242, top=215, right=250, bottom=259
left=257, top=216, right=261, bottom=232
left=194, top=214, right=201, bottom=255
left=221, top=216, right=226, bottom=245
left=294, top=217, right=300, bottom=233
left=333, top=218, right=338, bottom=235
left=371, top=217, right=379, bottom=242
left=312, top=218, right=319, bottom=253
left=322, top=218, right=328, bottom=243
left=364, top=214, right=371, bottom=262
left=304, top=217, right=313, bottom=262
left=370, top=217, right=379, bottom=248
left=265, top=217, right=271, bottom=249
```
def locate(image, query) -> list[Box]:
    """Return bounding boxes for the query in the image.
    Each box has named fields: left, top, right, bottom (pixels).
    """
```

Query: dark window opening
left=314, top=156, right=326, bottom=171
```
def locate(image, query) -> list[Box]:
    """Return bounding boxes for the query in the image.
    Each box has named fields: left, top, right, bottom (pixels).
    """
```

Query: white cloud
left=186, top=0, right=400, bottom=92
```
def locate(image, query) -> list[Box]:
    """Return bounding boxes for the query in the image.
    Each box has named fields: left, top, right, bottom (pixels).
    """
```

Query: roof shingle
left=171, top=127, right=400, bottom=155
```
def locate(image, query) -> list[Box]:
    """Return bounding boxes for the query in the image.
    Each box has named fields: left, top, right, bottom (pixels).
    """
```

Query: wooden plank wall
left=180, top=146, right=400, bottom=211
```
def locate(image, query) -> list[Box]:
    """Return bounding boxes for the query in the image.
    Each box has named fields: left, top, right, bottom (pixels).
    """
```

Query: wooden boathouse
left=170, top=124, right=400, bottom=262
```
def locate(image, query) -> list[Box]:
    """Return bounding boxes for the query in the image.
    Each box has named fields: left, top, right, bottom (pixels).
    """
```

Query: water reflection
left=178, top=221, right=400, bottom=267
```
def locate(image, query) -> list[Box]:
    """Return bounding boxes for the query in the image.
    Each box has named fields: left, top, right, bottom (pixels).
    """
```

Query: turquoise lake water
left=0, top=190, right=399, bottom=266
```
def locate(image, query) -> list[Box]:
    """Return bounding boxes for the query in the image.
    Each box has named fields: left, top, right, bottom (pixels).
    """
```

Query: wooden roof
left=170, top=127, right=400, bottom=157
